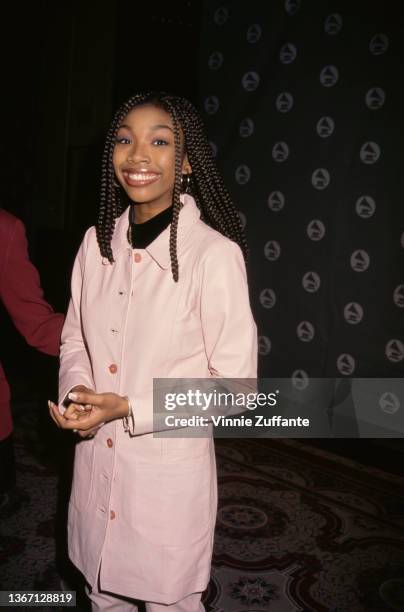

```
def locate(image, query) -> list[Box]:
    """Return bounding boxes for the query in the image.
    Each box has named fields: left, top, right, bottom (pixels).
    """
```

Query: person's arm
left=0, top=217, right=64, bottom=356
left=123, top=237, right=258, bottom=436
left=58, top=229, right=95, bottom=411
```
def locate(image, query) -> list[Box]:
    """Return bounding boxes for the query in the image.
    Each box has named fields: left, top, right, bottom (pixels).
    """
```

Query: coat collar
left=103, top=194, right=201, bottom=269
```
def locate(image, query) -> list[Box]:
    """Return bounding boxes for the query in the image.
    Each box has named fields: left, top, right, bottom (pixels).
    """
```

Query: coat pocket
left=70, top=440, right=95, bottom=511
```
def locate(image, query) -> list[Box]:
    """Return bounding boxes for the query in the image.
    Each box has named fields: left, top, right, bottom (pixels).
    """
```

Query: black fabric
left=128, top=205, right=173, bottom=248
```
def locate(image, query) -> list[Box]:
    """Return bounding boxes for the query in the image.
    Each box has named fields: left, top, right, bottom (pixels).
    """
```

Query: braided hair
left=96, top=92, right=248, bottom=282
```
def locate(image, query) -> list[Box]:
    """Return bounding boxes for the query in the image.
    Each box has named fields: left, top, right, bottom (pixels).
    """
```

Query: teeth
left=127, top=173, right=157, bottom=181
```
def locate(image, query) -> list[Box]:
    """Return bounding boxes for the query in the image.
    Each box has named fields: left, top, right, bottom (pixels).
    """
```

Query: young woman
left=49, top=92, right=257, bottom=611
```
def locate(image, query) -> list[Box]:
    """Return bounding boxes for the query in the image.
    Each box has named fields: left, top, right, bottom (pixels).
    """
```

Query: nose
left=127, top=141, right=150, bottom=164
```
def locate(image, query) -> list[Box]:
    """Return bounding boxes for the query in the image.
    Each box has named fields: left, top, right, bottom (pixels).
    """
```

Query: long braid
left=96, top=92, right=248, bottom=281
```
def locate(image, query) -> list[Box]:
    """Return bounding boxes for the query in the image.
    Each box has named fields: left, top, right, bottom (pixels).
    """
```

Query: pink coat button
left=109, top=363, right=118, bottom=374
left=134, top=253, right=142, bottom=263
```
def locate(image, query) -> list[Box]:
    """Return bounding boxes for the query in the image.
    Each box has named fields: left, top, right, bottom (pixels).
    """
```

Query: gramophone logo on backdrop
left=209, top=141, right=218, bottom=158
left=307, top=220, right=326, bottom=241
left=235, top=165, right=251, bottom=185
left=242, top=72, right=260, bottom=91
left=355, top=196, right=376, bottom=218
left=213, top=6, right=229, bottom=26
left=343, top=302, right=364, bottom=324
left=238, top=211, right=247, bottom=230
left=360, top=142, right=381, bottom=164
left=379, top=392, right=400, bottom=415
left=297, top=321, right=315, bottom=342
left=276, top=92, right=294, bottom=113
left=385, top=340, right=404, bottom=363
left=272, top=142, right=289, bottom=162
left=369, top=33, right=389, bottom=55
left=279, top=43, right=297, bottom=64
left=312, top=168, right=330, bottom=189
left=264, top=241, right=281, bottom=261
left=320, top=65, right=339, bottom=87
left=268, top=191, right=285, bottom=211
left=365, top=87, right=386, bottom=110
left=393, top=285, right=404, bottom=308
left=247, top=24, right=262, bottom=44
left=316, top=117, right=335, bottom=138
left=204, top=96, right=219, bottom=115
left=337, top=354, right=356, bottom=375
left=258, top=336, right=272, bottom=356
left=284, top=0, right=301, bottom=16
left=260, top=289, right=276, bottom=309
left=208, top=51, right=223, bottom=70
left=324, top=13, right=343, bottom=35
left=302, top=271, right=321, bottom=293
left=239, top=118, right=255, bottom=138
left=350, top=250, right=370, bottom=272
left=292, top=370, right=309, bottom=390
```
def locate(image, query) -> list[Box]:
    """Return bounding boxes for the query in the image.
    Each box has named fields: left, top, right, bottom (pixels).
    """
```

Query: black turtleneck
left=128, top=205, right=173, bottom=249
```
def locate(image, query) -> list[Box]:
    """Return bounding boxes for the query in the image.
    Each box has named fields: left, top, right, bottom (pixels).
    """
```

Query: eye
left=115, top=136, right=131, bottom=144
left=152, top=138, right=169, bottom=146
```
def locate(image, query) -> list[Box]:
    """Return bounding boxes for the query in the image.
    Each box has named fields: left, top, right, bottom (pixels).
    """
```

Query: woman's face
left=113, top=104, right=190, bottom=213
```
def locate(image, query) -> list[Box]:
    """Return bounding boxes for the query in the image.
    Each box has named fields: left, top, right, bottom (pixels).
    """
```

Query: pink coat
left=59, top=194, right=257, bottom=604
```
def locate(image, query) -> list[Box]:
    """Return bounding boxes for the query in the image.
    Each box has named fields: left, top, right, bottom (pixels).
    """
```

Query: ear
left=181, top=153, right=192, bottom=175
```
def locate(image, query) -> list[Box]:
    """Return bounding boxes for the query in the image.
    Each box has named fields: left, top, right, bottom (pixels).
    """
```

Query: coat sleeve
left=124, top=237, right=258, bottom=436
left=58, top=229, right=95, bottom=409
left=0, top=217, right=64, bottom=356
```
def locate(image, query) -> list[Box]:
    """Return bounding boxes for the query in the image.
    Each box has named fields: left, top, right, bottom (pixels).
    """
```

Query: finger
left=48, top=401, right=66, bottom=427
left=48, top=402, right=60, bottom=427
left=64, top=402, right=91, bottom=420
left=68, top=391, right=102, bottom=406
left=49, top=401, right=85, bottom=431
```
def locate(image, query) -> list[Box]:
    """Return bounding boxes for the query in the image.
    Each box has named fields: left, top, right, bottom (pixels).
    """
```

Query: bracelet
left=123, top=396, right=135, bottom=434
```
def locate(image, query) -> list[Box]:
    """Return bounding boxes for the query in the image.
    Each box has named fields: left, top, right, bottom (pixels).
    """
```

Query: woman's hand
left=48, top=391, right=129, bottom=438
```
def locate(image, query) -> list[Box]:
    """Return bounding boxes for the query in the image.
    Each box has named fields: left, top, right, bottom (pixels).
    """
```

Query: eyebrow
left=118, top=123, right=174, bottom=133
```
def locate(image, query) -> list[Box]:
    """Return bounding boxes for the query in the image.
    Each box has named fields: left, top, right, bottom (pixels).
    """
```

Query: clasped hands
left=48, top=385, right=129, bottom=438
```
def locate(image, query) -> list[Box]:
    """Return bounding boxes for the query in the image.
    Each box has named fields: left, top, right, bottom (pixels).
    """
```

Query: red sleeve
left=0, top=216, right=64, bottom=356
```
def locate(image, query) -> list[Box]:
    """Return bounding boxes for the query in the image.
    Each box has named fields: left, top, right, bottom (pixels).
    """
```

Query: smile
left=122, top=171, right=160, bottom=187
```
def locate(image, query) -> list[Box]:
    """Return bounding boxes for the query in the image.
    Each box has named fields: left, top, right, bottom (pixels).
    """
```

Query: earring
left=181, top=173, right=192, bottom=194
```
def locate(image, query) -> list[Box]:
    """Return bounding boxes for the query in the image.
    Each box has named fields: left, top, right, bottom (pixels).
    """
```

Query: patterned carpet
left=1, top=402, right=404, bottom=611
